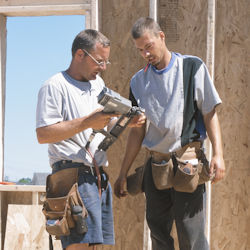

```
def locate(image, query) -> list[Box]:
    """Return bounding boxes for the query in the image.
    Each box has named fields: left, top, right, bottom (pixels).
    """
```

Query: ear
left=159, top=31, right=165, bottom=41
left=75, top=49, right=84, bottom=61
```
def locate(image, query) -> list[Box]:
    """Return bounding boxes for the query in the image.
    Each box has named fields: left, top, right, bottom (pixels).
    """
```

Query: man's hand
left=87, top=108, right=120, bottom=130
left=36, top=107, right=119, bottom=144
left=128, top=113, right=146, bottom=128
left=114, top=175, right=128, bottom=198
left=209, top=154, right=225, bottom=183
left=203, top=109, right=225, bottom=184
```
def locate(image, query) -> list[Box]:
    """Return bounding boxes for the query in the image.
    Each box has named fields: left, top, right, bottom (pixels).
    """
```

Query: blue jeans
left=144, top=158, right=209, bottom=250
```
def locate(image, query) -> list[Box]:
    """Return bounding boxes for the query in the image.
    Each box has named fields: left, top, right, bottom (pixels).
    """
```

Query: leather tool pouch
left=172, top=158, right=199, bottom=193
left=43, top=168, right=88, bottom=237
left=151, top=158, right=174, bottom=190
left=127, top=165, right=145, bottom=196
left=126, top=152, right=150, bottom=196
left=197, top=149, right=214, bottom=184
left=173, top=149, right=214, bottom=193
left=150, top=145, right=214, bottom=193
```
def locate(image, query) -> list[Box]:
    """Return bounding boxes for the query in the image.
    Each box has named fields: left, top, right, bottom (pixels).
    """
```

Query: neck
left=66, top=65, right=88, bottom=82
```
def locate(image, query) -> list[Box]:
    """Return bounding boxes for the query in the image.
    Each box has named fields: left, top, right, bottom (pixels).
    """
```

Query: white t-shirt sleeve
left=36, top=82, right=64, bottom=128
left=194, top=63, right=222, bottom=115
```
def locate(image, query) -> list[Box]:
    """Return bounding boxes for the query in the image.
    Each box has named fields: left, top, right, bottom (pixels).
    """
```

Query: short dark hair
left=131, top=17, right=161, bottom=39
left=71, top=29, right=110, bottom=56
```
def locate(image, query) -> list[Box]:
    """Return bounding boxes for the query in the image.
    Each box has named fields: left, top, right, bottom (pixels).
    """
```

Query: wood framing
left=0, top=15, right=6, bottom=182
left=0, top=0, right=97, bottom=178
left=0, top=1, right=98, bottom=249
left=143, top=3, right=158, bottom=249
left=149, top=0, right=157, bottom=22
left=0, top=4, right=89, bottom=16
left=204, top=0, right=216, bottom=244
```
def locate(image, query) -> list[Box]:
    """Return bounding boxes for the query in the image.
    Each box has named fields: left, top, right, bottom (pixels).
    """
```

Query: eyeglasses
left=82, top=49, right=111, bottom=67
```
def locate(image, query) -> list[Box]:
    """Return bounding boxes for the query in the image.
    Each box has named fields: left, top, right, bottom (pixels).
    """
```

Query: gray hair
left=71, top=29, right=110, bottom=56
left=131, top=17, right=161, bottom=39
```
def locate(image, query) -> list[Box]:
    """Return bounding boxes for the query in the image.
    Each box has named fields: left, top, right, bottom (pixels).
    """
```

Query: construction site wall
left=100, top=0, right=250, bottom=250
left=100, top=1, right=149, bottom=249
left=211, top=0, right=249, bottom=249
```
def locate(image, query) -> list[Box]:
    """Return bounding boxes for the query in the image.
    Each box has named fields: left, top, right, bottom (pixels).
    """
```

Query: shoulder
left=39, top=72, right=66, bottom=97
left=132, top=67, right=145, bottom=79
left=131, top=67, right=148, bottom=85
left=175, top=54, right=207, bottom=76
left=42, top=72, right=65, bottom=89
left=181, top=54, right=204, bottom=68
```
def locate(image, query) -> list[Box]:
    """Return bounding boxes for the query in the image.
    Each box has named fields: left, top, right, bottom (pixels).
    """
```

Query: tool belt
left=42, top=168, right=88, bottom=237
left=150, top=142, right=214, bottom=193
left=126, top=142, right=214, bottom=195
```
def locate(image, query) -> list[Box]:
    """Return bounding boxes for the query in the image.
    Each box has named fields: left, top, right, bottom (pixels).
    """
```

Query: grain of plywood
left=4, top=204, right=62, bottom=250
left=211, top=0, right=250, bottom=248
left=158, top=0, right=208, bottom=60
left=100, top=1, right=149, bottom=249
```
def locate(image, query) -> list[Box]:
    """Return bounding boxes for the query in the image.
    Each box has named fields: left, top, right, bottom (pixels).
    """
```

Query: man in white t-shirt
left=114, top=17, right=225, bottom=250
left=36, top=29, right=145, bottom=250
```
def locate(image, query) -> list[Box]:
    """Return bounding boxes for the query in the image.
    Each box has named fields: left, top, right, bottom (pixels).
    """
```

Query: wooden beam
left=0, top=15, right=6, bottom=183
left=32, top=191, right=39, bottom=205
left=0, top=4, right=90, bottom=17
left=90, top=0, right=98, bottom=30
left=149, top=0, right=157, bottom=21
left=0, top=0, right=89, bottom=6
left=205, top=0, right=216, bottom=245
left=0, top=185, right=45, bottom=192
left=143, top=2, right=158, bottom=248
left=85, top=10, right=90, bottom=29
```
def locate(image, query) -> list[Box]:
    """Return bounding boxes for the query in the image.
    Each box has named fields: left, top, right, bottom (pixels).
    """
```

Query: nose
left=99, top=63, right=107, bottom=71
left=144, top=51, right=150, bottom=58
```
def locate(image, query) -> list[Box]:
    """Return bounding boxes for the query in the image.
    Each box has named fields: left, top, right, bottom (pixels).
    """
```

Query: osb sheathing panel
left=211, top=0, right=250, bottom=249
left=100, top=0, right=209, bottom=249
left=4, top=205, right=47, bottom=249
left=101, top=0, right=249, bottom=249
left=158, top=0, right=207, bottom=60
left=1, top=191, right=45, bottom=249
left=100, top=1, right=149, bottom=249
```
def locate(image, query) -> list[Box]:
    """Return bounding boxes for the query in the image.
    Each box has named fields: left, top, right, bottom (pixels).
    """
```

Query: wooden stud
left=0, top=4, right=89, bottom=17
left=205, top=0, right=216, bottom=245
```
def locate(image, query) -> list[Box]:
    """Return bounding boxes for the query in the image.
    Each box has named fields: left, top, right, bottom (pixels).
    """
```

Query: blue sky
left=4, top=15, right=85, bottom=181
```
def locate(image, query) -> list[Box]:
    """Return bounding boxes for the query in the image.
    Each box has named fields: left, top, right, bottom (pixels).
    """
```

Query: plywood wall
left=100, top=1, right=149, bottom=249
left=1, top=191, right=45, bottom=249
left=101, top=0, right=249, bottom=250
left=158, top=0, right=207, bottom=59
left=211, top=0, right=249, bottom=249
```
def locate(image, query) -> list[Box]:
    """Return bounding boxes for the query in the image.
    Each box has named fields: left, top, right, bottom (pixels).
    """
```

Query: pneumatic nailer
left=86, top=87, right=144, bottom=151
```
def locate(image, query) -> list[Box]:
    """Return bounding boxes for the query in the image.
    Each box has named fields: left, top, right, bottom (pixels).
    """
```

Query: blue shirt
left=130, top=52, right=221, bottom=153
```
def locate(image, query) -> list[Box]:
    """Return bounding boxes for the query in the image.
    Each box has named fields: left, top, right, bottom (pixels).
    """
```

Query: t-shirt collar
left=151, top=52, right=176, bottom=74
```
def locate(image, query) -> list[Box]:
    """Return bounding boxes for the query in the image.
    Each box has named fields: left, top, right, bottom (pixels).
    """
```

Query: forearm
left=36, top=116, right=92, bottom=144
left=119, top=124, right=146, bottom=177
left=204, top=109, right=223, bottom=157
